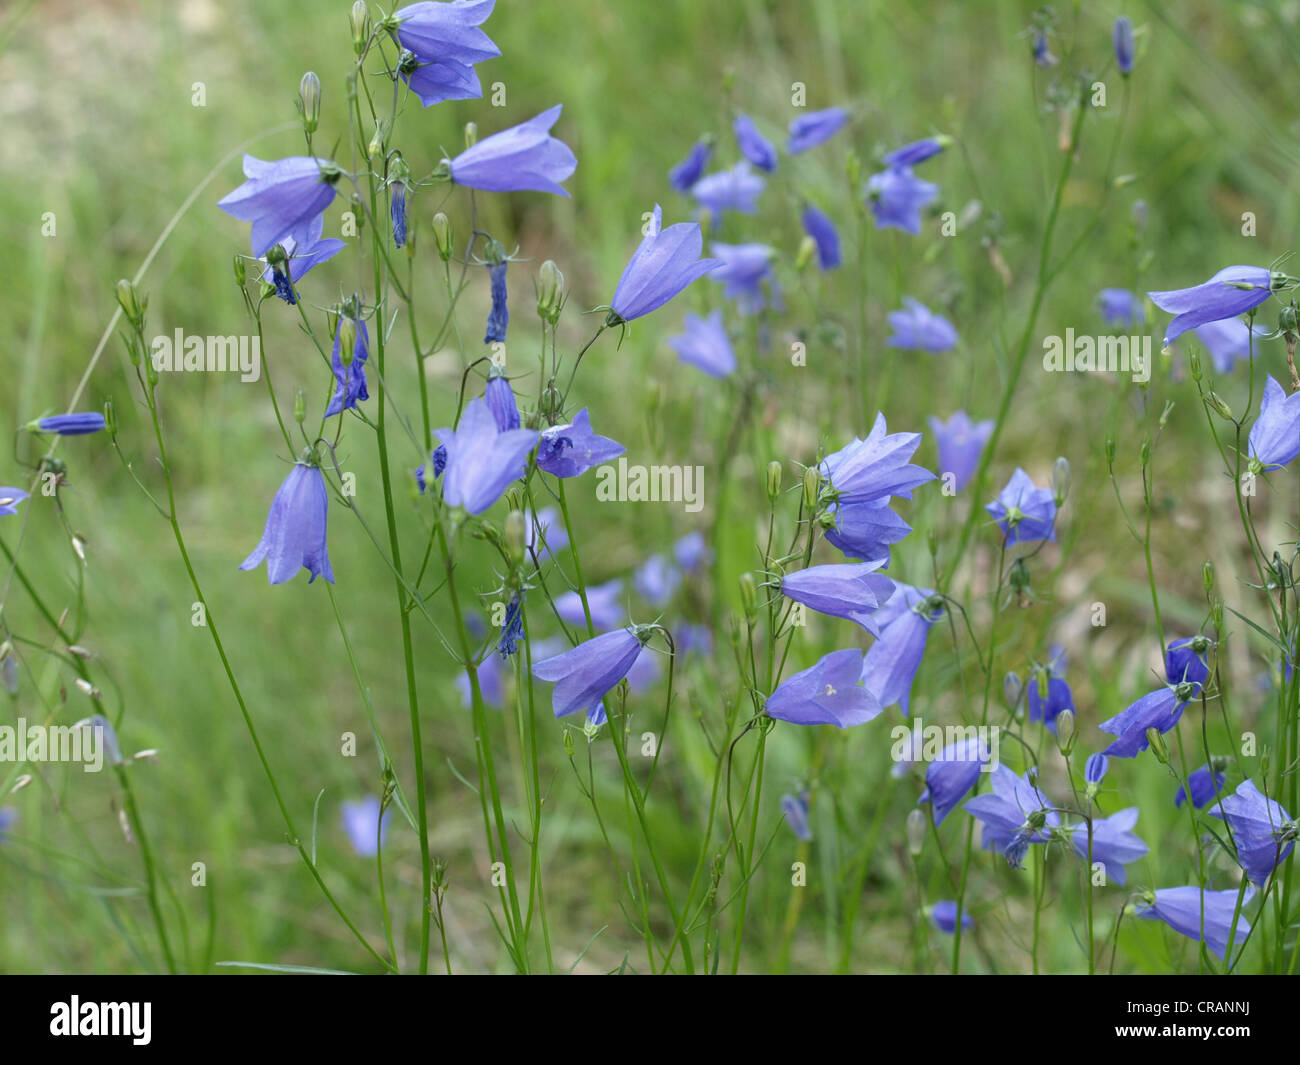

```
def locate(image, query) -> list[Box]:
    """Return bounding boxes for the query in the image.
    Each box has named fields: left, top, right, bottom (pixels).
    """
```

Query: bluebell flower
left=625, top=645, right=661, bottom=691
left=1027, top=644, right=1074, bottom=733
left=218, top=154, right=340, bottom=257
left=555, top=579, right=623, bottom=630
left=882, top=138, right=945, bottom=168
left=918, top=735, right=990, bottom=824
left=669, top=137, right=712, bottom=192
left=34, top=413, right=106, bottom=436
left=484, top=370, right=519, bottom=431
left=860, top=584, right=942, bottom=715
left=886, top=298, right=958, bottom=352
left=446, top=105, right=576, bottom=196
left=498, top=592, right=525, bottom=658
left=928, top=411, right=993, bottom=493
left=780, top=561, right=895, bottom=632
left=709, top=242, right=781, bottom=315
left=341, top=797, right=391, bottom=858
left=324, top=314, right=370, bottom=418
left=801, top=204, right=841, bottom=270
left=964, top=765, right=1059, bottom=867
left=456, top=655, right=504, bottom=709
left=1189, top=318, right=1270, bottom=373
left=866, top=166, right=938, bottom=235
left=435, top=397, right=538, bottom=514
left=1032, top=31, right=1056, bottom=67
left=1069, top=808, right=1148, bottom=885
left=1175, top=762, right=1227, bottom=809
left=1166, top=636, right=1211, bottom=688
left=1098, top=288, right=1144, bottom=328
left=537, top=409, right=625, bottom=478
left=733, top=114, right=777, bottom=172
left=239, top=462, right=334, bottom=585
left=390, top=180, right=409, bottom=248
left=1085, top=753, right=1109, bottom=796
left=1113, top=16, right=1135, bottom=75
left=484, top=260, right=509, bottom=344
left=610, top=204, right=720, bottom=322
left=1135, top=885, right=1253, bottom=961
left=0, top=487, right=30, bottom=518
left=781, top=791, right=812, bottom=841
left=1247, top=375, right=1300, bottom=472
left=1209, top=779, right=1296, bottom=885
left=634, top=555, right=680, bottom=606
left=261, top=217, right=345, bottom=303
left=765, top=649, right=882, bottom=728
left=415, top=445, right=449, bottom=493
left=985, top=467, right=1057, bottom=545
left=787, top=107, right=849, bottom=153
left=1148, top=265, right=1275, bottom=346
left=674, top=531, right=710, bottom=572
left=391, top=0, right=499, bottom=107
left=532, top=626, right=653, bottom=718
left=692, top=161, right=765, bottom=216
left=1099, top=682, right=1198, bottom=758
left=930, top=901, right=973, bottom=934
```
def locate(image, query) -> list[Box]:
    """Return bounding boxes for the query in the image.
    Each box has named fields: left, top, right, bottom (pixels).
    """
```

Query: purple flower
left=435, top=397, right=538, bottom=514
left=532, top=627, right=652, bottom=718
left=484, top=260, right=509, bottom=344
left=985, top=467, right=1057, bottom=545
left=964, top=765, right=1059, bottom=867
left=484, top=370, right=519, bottom=431
left=692, top=161, right=765, bottom=216
left=928, top=411, right=993, bottom=493
left=610, top=204, right=720, bottom=322
left=1175, top=762, right=1226, bottom=809
left=801, top=204, right=841, bottom=270
left=733, top=114, right=777, bottom=172
left=1113, top=16, right=1135, bottom=75
left=1032, top=31, right=1056, bottom=67
left=866, top=167, right=938, bottom=235
left=1135, top=886, right=1253, bottom=961
left=883, top=138, right=945, bottom=168
left=626, top=645, right=661, bottom=691
left=930, top=900, right=973, bottom=934
left=860, top=584, right=942, bottom=715
left=555, top=579, right=623, bottom=630
left=710, top=242, right=781, bottom=315
left=447, top=105, right=576, bottom=197
left=239, top=463, right=334, bottom=585
left=1148, top=265, right=1274, bottom=346
left=1085, top=753, right=1109, bottom=787
left=1098, top=288, right=1144, bottom=328
left=918, top=735, right=990, bottom=824
left=1069, top=808, right=1148, bottom=886
left=781, top=792, right=812, bottom=841
left=669, top=310, right=736, bottom=378
left=1166, top=636, right=1211, bottom=688
left=35, top=413, right=106, bottom=436
left=392, top=0, right=500, bottom=107
left=1209, top=779, right=1296, bottom=885
left=780, top=561, right=894, bottom=632
left=498, top=592, right=525, bottom=658
left=341, top=796, right=391, bottom=857
left=0, top=487, right=29, bottom=518
left=1027, top=644, right=1073, bottom=733
left=218, top=154, right=340, bottom=257
left=537, top=409, right=624, bottom=478
left=261, top=217, right=345, bottom=303
left=1098, top=683, right=1196, bottom=758
left=669, top=137, right=712, bottom=192
left=1247, top=375, right=1300, bottom=471
left=634, top=555, right=680, bottom=606
left=886, top=297, right=958, bottom=352
left=765, top=649, right=882, bottom=728
left=1189, top=318, right=1270, bottom=373
left=787, top=107, right=849, bottom=154
left=390, top=180, right=409, bottom=248
left=674, top=531, right=710, bottom=572
left=324, top=315, right=370, bottom=418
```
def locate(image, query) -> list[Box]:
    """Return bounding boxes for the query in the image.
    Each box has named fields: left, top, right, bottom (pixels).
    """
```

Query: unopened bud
left=765, top=461, right=782, bottom=503
left=338, top=317, right=358, bottom=369
left=802, top=466, right=820, bottom=510
left=432, top=212, right=453, bottom=261
left=795, top=235, right=816, bottom=273
left=350, top=0, right=369, bottom=54
left=103, top=400, right=117, bottom=437
left=1206, top=391, right=1234, bottom=421
left=233, top=253, right=246, bottom=288
left=739, top=573, right=757, bottom=616
left=1188, top=349, right=1202, bottom=383
left=368, top=118, right=387, bottom=159
left=1052, top=456, right=1070, bottom=506
left=1055, top=709, right=1075, bottom=752
left=537, top=259, right=564, bottom=324
left=562, top=728, right=574, bottom=758
left=464, top=121, right=478, bottom=149
left=298, top=71, right=321, bottom=134
left=504, top=510, right=526, bottom=566
left=906, top=808, right=926, bottom=856
left=293, top=387, right=307, bottom=424
left=1104, top=436, right=1116, bottom=466
left=1145, top=728, right=1169, bottom=766
left=115, top=279, right=145, bottom=327
left=1202, top=561, right=1215, bottom=595
left=1003, top=671, right=1023, bottom=709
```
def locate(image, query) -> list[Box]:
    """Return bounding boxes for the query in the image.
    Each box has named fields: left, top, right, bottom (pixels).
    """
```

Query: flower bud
left=464, top=121, right=478, bottom=149
left=103, top=400, right=117, bottom=437
left=115, top=279, right=145, bottom=327
left=368, top=118, right=387, bottom=159
left=504, top=510, right=526, bottom=566
left=1055, top=709, right=1075, bottom=753
left=738, top=572, right=757, bottom=616
left=1104, top=435, right=1116, bottom=466
left=562, top=727, right=574, bottom=758
left=293, top=386, right=307, bottom=424
left=350, top=0, right=369, bottom=54
left=765, top=460, right=782, bottom=503
left=926, top=528, right=938, bottom=559
left=795, top=235, right=816, bottom=273
left=298, top=71, right=321, bottom=134
left=802, top=466, right=820, bottom=511
left=1052, top=456, right=1070, bottom=506
left=1003, top=671, right=1023, bottom=709
left=338, top=317, right=357, bottom=369
left=1188, top=349, right=1202, bottom=382
left=1206, top=391, right=1234, bottom=421
left=845, top=150, right=862, bottom=189
left=536, top=259, right=564, bottom=324
left=1145, top=727, right=1169, bottom=766
left=432, top=212, right=453, bottom=261
left=1202, top=561, right=1215, bottom=595
left=232, top=253, right=246, bottom=288
left=906, top=808, right=926, bottom=856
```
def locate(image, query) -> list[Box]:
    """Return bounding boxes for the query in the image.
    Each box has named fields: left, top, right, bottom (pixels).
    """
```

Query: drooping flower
left=709, top=242, right=781, bottom=315
left=390, top=180, right=409, bottom=248
left=33, top=413, right=106, bottom=436
left=484, top=260, right=509, bottom=344
left=1113, top=16, right=1135, bottom=75
left=555, top=579, right=623, bottom=630
left=918, top=735, right=990, bottom=824
left=668, top=137, right=712, bottom=192
left=692, top=161, right=765, bottom=217
left=765, top=649, right=882, bottom=728
left=733, top=114, right=777, bottom=172
left=324, top=314, right=371, bottom=418
left=261, top=217, right=345, bottom=303
left=1032, top=31, right=1056, bottom=67
left=1098, top=287, right=1144, bottom=328
left=781, top=791, right=812, bottom=841
left=930, top=901, right=973, bottom=934
left=928, top=411, right=993, bottom=493
left=537, top=409, right=625, bottom=478
left=801, top=204, right=841, bottom=271
left=1134, top=885, right=1253, bottom=961
left=1175, top=761, right=1227, bottom=809
left=860, top=584, right=943, bottom=715
left=239, top=462, right=334, bottom=585
left=634, top=555, right=680, bottom=606
left=787, top=107, right=849, bottom=154
left=780, top=561, right=894, bottom=632
left=886, top=297, right=958, bottom=352
left=446, top=105, right=576, bottom=197
left=341, top=796, right=391, bottom=858
left=1085, top=753, right=1109, bottom=795
left=1148, top=266, right=1274, bottom=346
left=1098, top=682, right=1198, bottom=758
left=1247, top=375, right=1300, bottom=472
left=391, top=0, right=500, bottom=107
left=882, top=137, right=946, bottom=168
left=532, top=626, right=652, bottom=718
left=0, top=487, right=29, bottom=518
left=1027, top=644, right=1074, bottom=733
left=498, top=592, right=525, bottom=658
left=985, top=467, right=1057, bottom=545
left=610, top=204, right=720, bottom=322
left=866, top=166, right=938, bottom=235
left=218, top=154, right=340, bottom=257
left=964, top=765, right=1059, bottom=868
left=1165, top=636, right=1211, bottom=688
left=1209, top=779, right=1296, bottom=885
left=1068, top=808, right=1148, bottom=886
left=669, top=310, right=736, bottom=377
left=435, top=396, right=538, bottom=515
left=483, top=370, right=519, bottom=431
left=1189, top=318, right=1270, bottom=373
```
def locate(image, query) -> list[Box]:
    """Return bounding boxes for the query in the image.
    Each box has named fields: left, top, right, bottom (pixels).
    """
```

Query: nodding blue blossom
left=634, top=555, right=680, bottom=606
left=668, top=137, right=712, bottom=192
left=1113, top=16, right=1136, bottom=75
left=733, top=114, right=777, bottom=172
left=0, top=487, right=30, bottom=518
left=1027, top=645, right=1074, bottom=733
left=674, top=531, right=710, bottom=572
left=239, top=462, right=334, bottom=585
left=691, top=161, right=765, bottom=216
left=918, top=735, right=990, bottom=824
left=765, top=649, right=882, bottom=728
left=866, top=166, right=938, bottom=235
left=391, top=0, right=500, bottom=107
left=964, top=765, right=1060, bottom=868
left=341, top=797, right=391, bottom=858
left=1247, top=375, right=1300, bottom=472
left=1175, top=761, right=1227, bottom=809
left=1134, top=885, right=1253, bottom=961
left=610, top=204, right=720, bottom=322
left=1098, top=682, right=1199, bottom=758
left=882, top=137, right=946, bottom=168
left=456, top=655, right=504, bottom=709
left=483, top=370, right=519, bottom=431
left=218, top=154, right=340, bottom=257
left=435, top=396, right=538, bottom=515
left=532, top=626, right=653, bottom=718
left=801, top=204, right=841, bottom=271
left=555, top=578, right=623, bottom=630
left=860, top=584, right=943, bottom=715
left=446, top=105, right=576, bottom=196
left=781, top=792, right=812, bottom=841
left=626, top=645, right=661, bottom=691
left=537, top=409, right=625, bottom=478
left=928, top=411, right=993, bottom=494
left=1210, top=780, right=1296, bottom=885
left=1148, top=266, right=1275, bottom=346
left=34, top=413, right=106, bottom=436
left=787, top=107, right=849, bottom=153
left=324, top=314, right=371, bottom=418
left=415, top=445, right=449, bottom=494
left=261, top=218, right=345, bottom=303
left=525, top=506, right=567, bottom=558
left=886, top=298, right=958, bottom=352
left=1098, top=288, right=1144, bottom=328
left=484, top=260, right=509, bottom=344
left=1165, top=636, right=1211, bottom=688
left=669, top=310, right=736, bottom=378
left=985, top=468, right=1057, bottom=545
left=709, top=242, right=781, bottom=315
left=1085, top=753, right=1109, bottom=795
left=1032, top=31, right=1056, bottom=67
left=780, top=561, right=895, bottom=632
left=1190, top=318, right=1270, bottom=373
left=390, top=180, right=409, bottom=248
left=930, top=901, right=974, bottom=934
left=498, top=592, right=525, bottom=658
left=1068, top=808, right=1148, bottom=886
